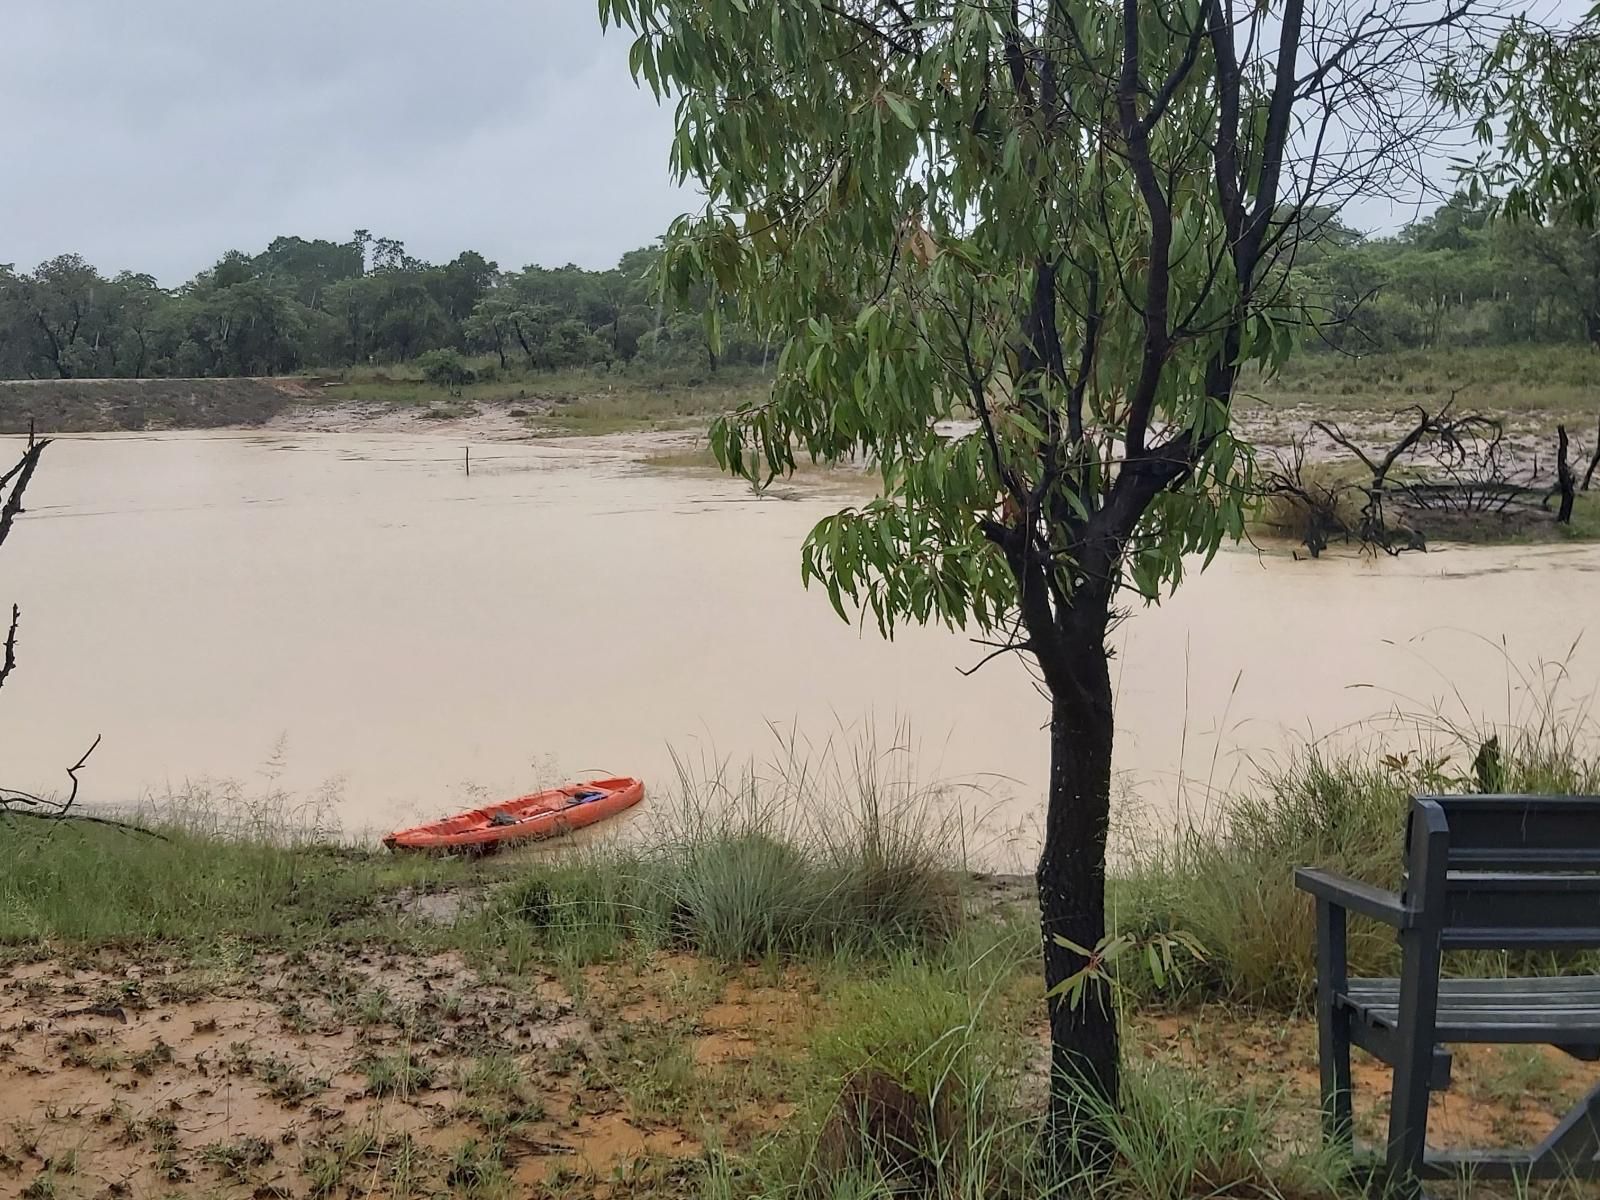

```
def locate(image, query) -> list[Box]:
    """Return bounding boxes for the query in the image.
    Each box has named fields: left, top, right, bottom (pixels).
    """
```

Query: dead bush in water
left=1264, top=398, right=1585, bottom=554
left=1260, top=440, right=1362, bottom=556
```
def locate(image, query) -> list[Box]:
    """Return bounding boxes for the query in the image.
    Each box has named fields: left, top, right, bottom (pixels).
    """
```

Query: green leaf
left=883, top=92, right=918, bottom=130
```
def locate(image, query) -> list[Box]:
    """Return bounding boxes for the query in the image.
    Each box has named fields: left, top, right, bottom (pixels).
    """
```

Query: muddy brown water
left=3, top=432, right=1597, bottom=870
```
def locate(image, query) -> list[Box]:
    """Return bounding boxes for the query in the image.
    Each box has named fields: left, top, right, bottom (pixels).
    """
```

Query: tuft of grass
left=491, top=730, right=967, bottom=965
left=253, top=1054, right=328, bottom=1107
left=361, top=1051, right=435, bottom=1099
left=699, top=926, right=1048, bottom=1200
left=1083, top=1062, right=1350, bottom=1200
left=444, top=1138, right=511, bottom=1198
left=453, top=1055, right=545, bottom=1134
left=200, top=1135, right=273, bottom=1180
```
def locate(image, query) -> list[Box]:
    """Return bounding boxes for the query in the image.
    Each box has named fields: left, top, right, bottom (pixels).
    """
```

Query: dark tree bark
left=0, top=433, right=49, bottom=698
left=1584, top=414, right=1600, bottom=491
left=1036, top=608, right=1118, bottom=1162
left=511, top=318, right=537, bottom=368
left=32, top=313, right=71, bottom=379
left=1557, top=424, right=1576, bottom=523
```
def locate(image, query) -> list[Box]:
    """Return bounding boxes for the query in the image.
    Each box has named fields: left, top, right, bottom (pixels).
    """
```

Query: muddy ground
left=3, top=939, right=1598, bottom=1200
left=0, top=947, right=809, bottom=1199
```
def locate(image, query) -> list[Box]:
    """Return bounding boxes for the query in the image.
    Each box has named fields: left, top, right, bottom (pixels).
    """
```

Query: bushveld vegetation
left=3, top=703, right=1597, bottom=1198
left=3, top=191, right=1600, bottom=386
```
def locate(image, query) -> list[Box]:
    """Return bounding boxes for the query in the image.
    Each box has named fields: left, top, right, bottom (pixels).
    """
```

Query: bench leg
left=1315, top=898, right=1353, bottom=1148
left=1533, top=1077, right=1600, bottom=1176
left=1384, top=948, right=1442, bottom=1191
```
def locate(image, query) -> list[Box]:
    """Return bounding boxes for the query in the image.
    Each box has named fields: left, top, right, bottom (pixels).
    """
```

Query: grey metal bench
left=1294, top=794, right=1600, bottom=1192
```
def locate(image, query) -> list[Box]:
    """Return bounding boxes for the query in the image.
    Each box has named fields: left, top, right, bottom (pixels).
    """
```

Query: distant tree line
left=0, top=232, right=769, bottom=381
left=1301, top=193, right=1600, bottom=352
left=0, top=198, right=1593, bottom=381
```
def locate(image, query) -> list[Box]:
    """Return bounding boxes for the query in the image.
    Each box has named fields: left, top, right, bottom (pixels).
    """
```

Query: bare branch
left=0, top=605, right=19, bottom=695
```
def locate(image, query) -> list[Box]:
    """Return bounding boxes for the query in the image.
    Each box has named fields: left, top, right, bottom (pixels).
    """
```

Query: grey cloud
left=0, top=0, right=688, bottom=283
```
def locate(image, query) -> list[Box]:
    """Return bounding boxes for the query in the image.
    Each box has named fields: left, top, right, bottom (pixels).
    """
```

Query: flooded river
left=3, top=431, right=1597, bottom=868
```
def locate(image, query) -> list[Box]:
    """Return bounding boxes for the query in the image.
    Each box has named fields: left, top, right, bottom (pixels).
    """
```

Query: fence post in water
left=465, top=446, right=470, bottom=477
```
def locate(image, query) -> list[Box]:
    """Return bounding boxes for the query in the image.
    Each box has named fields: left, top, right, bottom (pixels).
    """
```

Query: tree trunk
left=1584, top=413, right=1599, bottom=492
left=1037, top=615, right=1119, bottom=1166
left=1556, top=424, right=1576, bottom=524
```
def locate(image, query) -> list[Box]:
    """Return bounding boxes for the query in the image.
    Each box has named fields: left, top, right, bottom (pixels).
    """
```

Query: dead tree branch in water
left=1308, top=401, right=1510, bottom=550
left=0, top=604, right=18, bottom=695
left=0, top=425, right=50, bottom=700
left=0, top=427, right=49, bottom=553
left=1262, top=437, right=1355, bottom=557
left=0, top=427, right=135, bottom=837
left=0, top=736, right=160, bottom=838
left=1585, top=413, right=1600, bottom=491
left=1270, top=397, right=1568, bottom=556
left=1556, top=424, right=1576, bottom=523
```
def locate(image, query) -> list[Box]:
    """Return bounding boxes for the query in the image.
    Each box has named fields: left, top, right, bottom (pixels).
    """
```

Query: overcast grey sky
left=2, top=1, right=1587, bottom=286
left=0, top=1, right=689, bottom=284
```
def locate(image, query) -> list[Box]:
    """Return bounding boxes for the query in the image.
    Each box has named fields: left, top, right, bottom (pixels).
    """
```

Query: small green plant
left=201, top=1135, right=273, bottom=1179
left=445, top=1138, right=510, bottom=1197
left=1048, top=930, right=1207, bottom=1009
left=355, top=987, right=391, bottom=1026
left=255, top=1054, right=328, bottom=1106
left=454, top=1055, right=544, bottom=1134
left=129, top=1039, right=175, bottom=1074
left=362, top=1051, right=435, bottom=1099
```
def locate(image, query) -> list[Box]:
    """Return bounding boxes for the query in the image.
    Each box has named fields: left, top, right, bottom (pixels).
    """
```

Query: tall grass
left=1083, top=1063, right=1350, bottom=1200
left=1250, top=344, right=1600, bottom=419
left=1116, top=665, right=1600, bottom=1007
left=492, top=731, right=967, bottom=964
left=703, top=935, right=1049, bottom=1200
left=701, top=933, right=1348, bottom=1200
left=0, top=781, right=462, bottom=945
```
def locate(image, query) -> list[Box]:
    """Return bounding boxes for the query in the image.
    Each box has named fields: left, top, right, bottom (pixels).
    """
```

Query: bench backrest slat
left=1405, top=795, right=1600, bottom=951
left=1422, top=794, right=1600, bottom=872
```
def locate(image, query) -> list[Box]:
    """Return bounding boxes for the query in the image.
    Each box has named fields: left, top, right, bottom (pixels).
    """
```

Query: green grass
left=0, top=787, right=472, bottom=947
left=705, top=937, right=1045, bottom=1200
left=700, top=923, right=1357, bottom=1200
left=1251, top=344, right=1600, bottom=422
left=1086, top=1062, right=1350, bottom=1200
left=361, top=1050, right=435, bottom=1098
left=1114, top=678, right=1600, bottom=1008
left=1561, top=491, right=1600, bottom=540
left=491, top=741, right=966, bottom=967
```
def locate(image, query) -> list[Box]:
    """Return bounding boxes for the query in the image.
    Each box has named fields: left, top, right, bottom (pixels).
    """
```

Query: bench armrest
left=1294, top=867, right=1410, bottom=927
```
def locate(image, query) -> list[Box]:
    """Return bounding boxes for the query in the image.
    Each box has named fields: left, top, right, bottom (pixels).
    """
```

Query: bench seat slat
left=1346, top=976, right=1600, bottom=996
left=1340, top=976, right=1600, bottom=1044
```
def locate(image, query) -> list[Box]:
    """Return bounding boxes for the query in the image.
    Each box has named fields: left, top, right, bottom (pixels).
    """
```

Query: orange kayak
left=383, top=777, right=644, bottom=852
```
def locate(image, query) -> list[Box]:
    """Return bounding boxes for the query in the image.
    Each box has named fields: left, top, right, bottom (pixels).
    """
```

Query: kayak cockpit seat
left=488, top=811, right=520, bottom=827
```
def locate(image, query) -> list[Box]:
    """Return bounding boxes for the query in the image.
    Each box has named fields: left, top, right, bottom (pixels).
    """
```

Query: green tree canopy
left=600, top=0, right=1495, bottom=1161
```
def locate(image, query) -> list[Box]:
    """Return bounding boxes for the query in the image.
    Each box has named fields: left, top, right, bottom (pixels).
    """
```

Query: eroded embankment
left=0, top=378, right=317, bottom=434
